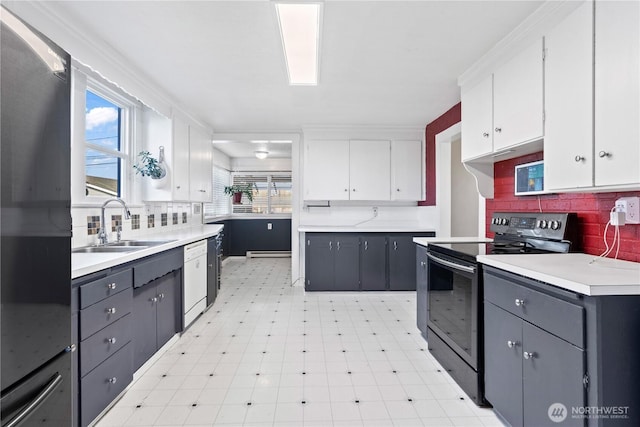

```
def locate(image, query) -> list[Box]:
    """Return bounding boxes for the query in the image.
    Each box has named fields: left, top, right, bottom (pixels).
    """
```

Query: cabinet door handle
left=420, top=261, right=426, bottom=268
left=396, top=188, right=400, bottom=192
left=523, top=351, right=535, bottom=360
left=599, top=151, right=611, bottom=158
left=108, top=377, right=117, bottom=384
left=337, top=241, right=341, bottom=251
left=176, top=185, right=181, bottom=189
left=482, top=132, right=490, bottom=138
left=151, top=297, right=158, bottom=303
left=515, top=298, right=525, bottom=307
left=507, top=340, right=519, bottom=348
left=344, top=189, right=348, bottom=192
left=107, top=283, right=117, bottom=290
left=199, top=189, right=206, bottom=193
left=364, top=241, right=368, bottom=251
left=106, top=307, right=116, bottom=314
left=393, top=241, right=398, bottom=251
left=329, top=241, right=332, bottom=251
left=574, top=155, right=585, bottom=162
left=352, top=189, right=356, bottom=192
left=107, top=337, right=117, bottom=344
left=158, top=293, right=165, bottom=300
left=494, top=127, right=502, bottom=133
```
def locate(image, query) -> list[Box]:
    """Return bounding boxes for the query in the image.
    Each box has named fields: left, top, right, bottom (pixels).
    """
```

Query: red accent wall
left=486, top=152, right=640, bottom=262
left=420, top=102, right=461, bottom=206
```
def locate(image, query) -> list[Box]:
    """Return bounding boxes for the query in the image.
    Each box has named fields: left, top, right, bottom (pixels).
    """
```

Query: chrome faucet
left=98, top=198, right=131, bottom=245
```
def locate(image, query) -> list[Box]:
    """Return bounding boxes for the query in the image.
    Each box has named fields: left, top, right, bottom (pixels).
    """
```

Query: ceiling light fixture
left=250, top=140, right=269, bottom=144
left=269, top=140, right=293, bottom=144
left=275, top=2, right=321, bottom=86
left=255, top=150, right=269, bottom=160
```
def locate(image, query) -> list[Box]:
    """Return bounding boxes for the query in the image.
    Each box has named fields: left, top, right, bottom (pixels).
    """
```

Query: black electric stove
left=424, top=212, right=579, bottom=406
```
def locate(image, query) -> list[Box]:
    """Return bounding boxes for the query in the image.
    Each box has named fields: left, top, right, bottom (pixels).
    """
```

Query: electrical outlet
left=373, top=207, right=378, bottom=217
left=615, top=197, right=640, bottom=224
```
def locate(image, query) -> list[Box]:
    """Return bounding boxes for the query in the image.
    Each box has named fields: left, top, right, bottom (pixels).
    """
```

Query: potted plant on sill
left=133, top=150, right=167, bottom=188
left=224, top=184, right=253, bottom=204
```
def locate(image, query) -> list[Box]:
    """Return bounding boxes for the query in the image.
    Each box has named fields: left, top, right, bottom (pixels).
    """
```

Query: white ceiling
left=49, top=1, right=543, bottom=136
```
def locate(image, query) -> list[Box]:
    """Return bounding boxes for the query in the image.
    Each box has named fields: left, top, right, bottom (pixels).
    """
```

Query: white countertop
left=413, top=236, right=493, bottom=246
left=298, top=225, right=436, bottom=233
left=72, top=225, right=223, bottom=279
left=478, top=253, right=640, bottom=296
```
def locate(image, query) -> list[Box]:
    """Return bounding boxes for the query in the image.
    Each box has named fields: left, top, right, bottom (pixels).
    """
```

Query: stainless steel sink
left=108, top=240, right=175, bottom=247
left=72, top=246, right=139, bottom=254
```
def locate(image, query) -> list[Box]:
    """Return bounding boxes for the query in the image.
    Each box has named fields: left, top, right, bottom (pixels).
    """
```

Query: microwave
left=515, top=160, right=544, bottom=196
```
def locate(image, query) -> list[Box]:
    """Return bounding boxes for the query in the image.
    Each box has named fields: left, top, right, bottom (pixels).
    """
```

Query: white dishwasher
left=183, top=239, right=207, bottom=329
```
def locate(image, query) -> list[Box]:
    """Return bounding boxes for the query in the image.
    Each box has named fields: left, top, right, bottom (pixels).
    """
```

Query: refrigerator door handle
left=4, top=373, right=63, bottom=427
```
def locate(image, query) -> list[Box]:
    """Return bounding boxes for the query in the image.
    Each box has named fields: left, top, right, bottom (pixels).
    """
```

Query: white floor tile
left=94, top=257, right=500, bottom=427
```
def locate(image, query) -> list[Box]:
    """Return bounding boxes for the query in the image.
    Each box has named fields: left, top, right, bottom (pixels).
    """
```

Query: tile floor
left=96, top=257, right=502, bottom=427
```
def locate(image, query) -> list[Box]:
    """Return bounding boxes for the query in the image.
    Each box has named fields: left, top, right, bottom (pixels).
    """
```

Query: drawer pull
left=107, top=283, right=117, bottom=290
left=523, top=351, right=535, bottom=360
left=515, top=298, right=525, bottom=307
left=482, top=132, right=490, bottom=138
left=106, top=307, right=117, bottom=314
left=507, top=340, right=519, bottom=348
left=107, top=337, right=117, bottom=344
left=108, top=377, right=117, bottom=384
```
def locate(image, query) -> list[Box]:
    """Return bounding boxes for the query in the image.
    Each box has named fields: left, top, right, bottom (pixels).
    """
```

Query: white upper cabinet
left=172, top=115, right=191, bottom=200
left=461, top=75, right=493, bottom=161
left=594, top=0, right=640, bottom=187
left=493, top=38, right=544, bottom=152
left=544, top=0, right=594, bottom=190
left=545, top=0, right=640, bottom=191
left=349, top=140, right=391, bottom=200
left=461, top=38, right=544, bottom=162
left=304, top=140, right=350, bottom=200
left=391, top=140, right=422, bottom=200
left=189, top=125, right=212, bottom=202
left=304, top=138, right=421, bottom=201
left=142, top=109, right=213, bottom=202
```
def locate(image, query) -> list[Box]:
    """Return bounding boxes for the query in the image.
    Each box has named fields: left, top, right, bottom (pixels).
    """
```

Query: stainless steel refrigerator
left=1, top=6, right=73, bottom=426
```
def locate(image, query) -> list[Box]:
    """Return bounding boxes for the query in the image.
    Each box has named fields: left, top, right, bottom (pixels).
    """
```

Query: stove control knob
left=538, top=220, right=547, bottom=229
left=550, top=220, right=561, bottom=230
left=501, top=218, right=509, bottom=226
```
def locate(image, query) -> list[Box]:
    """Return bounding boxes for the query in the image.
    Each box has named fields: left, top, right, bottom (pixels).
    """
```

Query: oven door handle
left=427, top=252, right=476, bottom=274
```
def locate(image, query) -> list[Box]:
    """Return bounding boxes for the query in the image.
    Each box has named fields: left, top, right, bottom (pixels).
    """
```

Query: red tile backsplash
left=486, top=151, right=640, bottom=262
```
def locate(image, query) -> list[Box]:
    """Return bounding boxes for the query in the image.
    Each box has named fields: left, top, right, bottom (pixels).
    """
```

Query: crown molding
left=458, top=0, right=584, bottom=89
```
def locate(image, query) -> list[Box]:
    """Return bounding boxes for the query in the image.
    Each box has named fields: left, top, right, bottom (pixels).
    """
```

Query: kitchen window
left=231, top=173, right=292, bottom=214
left=203, top=166, right=231, bottom=218
left=84, top=89, right=127, bottom=197
left=72, top=66, right=138, bottom=204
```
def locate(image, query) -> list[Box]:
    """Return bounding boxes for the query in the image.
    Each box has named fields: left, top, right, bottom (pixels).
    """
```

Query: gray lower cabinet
left=388, top=235, right=418, bottom=290
left=132, top=269, right=181, bottom=371
left=360, top=235, right=386, bottom=291
left=484, top=266, right=640, bottom=427
left=305, top=232, right=434, bottom=292
left=306, top=233, right=358, bottom=291
left=415, top=245, right=429, bottom=338
left=75, top=268, right=134, bottom=427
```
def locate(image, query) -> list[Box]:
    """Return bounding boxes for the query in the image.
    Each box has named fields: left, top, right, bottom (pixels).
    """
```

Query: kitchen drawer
left=80, top=342, right=133, bottom=427
left=484, top=271, right=584, bottom=348
left=80, top=313, right=132, bottom=377
left=133, top=248, right=182, bottom=288
left=80, top=269, right=132, bottom=309
left=80, top=287, right=132, bottom=341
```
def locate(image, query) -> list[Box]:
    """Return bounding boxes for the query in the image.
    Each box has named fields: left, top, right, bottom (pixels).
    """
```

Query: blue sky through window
left=85, top=91, right=120, bottom=181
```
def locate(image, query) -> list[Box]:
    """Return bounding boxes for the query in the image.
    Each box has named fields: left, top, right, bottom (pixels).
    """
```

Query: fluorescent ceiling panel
left=275, top=2, right=320, bottom=85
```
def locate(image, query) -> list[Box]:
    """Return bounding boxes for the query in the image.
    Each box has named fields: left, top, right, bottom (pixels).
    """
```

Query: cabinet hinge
left=583, top=373, right=589, bottom=389
left=542, top=110, right=546, bottom=123
left=542, top=47, right=546, bottom=61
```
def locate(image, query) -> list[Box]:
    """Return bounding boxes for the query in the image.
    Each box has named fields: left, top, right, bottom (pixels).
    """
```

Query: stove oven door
left=426, top=249, right=479, bottom=369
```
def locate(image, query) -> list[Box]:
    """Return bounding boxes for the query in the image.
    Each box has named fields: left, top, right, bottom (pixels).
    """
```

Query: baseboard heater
left=246, top=251, right=291, bottom=258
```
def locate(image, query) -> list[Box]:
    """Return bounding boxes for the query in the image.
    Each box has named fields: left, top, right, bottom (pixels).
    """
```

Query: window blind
left=203, top=166, right=231, bottom=218
left=231, top=173, right=292, bottom=214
